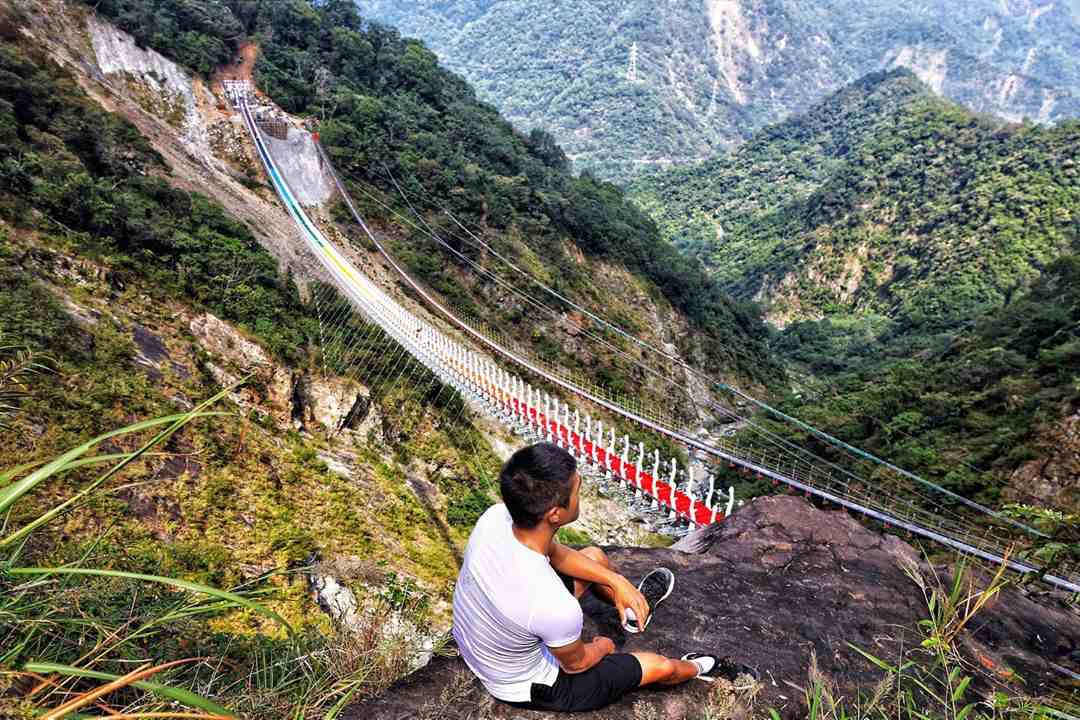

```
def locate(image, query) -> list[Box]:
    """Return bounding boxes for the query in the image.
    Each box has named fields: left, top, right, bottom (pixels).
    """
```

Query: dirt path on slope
left=211, top=40, right=259, bottom=92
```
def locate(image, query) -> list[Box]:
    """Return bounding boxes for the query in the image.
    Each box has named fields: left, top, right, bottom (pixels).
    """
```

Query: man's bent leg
left=568, top=546, right=616, bottom=604
left=510, top=654, right=642, bottom=713
left=630, top=652, right=700, bottom=687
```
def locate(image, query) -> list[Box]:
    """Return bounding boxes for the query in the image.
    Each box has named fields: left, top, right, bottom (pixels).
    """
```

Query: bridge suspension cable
left=335, top=171, right=700, bottom=425
left=337, top=163, right=1045, bottom=561
left=360, top=168, right=1045, bottom=539
left=321, top=150, right=1067, bottom=587
left=362, top=172, right=1022, bottom=547
left=228, top=81, right=1079, bottom=593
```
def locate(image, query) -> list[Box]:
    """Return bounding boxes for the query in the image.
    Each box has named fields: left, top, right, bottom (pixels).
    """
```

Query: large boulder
left=344, top=497, right=1079, bottom=719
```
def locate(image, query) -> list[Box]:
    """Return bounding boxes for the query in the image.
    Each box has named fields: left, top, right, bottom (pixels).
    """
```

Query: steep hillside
left=359, top=0, right=1080, bottom=182
left=631, top=70, right=1079, bottom=336
left=0, top=10, right=500, bottom=712
left=0, top=2, right=682, bottom=716
left=3, top=4, right=1077, bottom=718
left=81, top=0, right=783, bottom=398
left=774, top=245, right=1080, bottom=510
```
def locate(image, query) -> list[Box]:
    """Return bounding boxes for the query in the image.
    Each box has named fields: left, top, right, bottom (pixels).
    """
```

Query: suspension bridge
left=223, top=79, right=1079, bottom=594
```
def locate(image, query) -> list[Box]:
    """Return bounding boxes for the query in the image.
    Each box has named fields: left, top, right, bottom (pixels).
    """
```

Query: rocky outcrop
left=188, top=312, right=377, bottom=435
left=262, top=127, right=334, bottom=207
left=188, top=311, right=291, bottom=416
left=309, top=565, right=436, bottom=671
left=87, top=12, right=217, bottom=168
left=291, top=372, right=379, bottom=439
left=344, top=497, right=1079, bottom=719
left=1007, top=412, right=1080, bottom=509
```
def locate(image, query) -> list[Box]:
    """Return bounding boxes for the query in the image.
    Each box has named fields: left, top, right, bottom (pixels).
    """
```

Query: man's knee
left=581, top=546, right=610, bottom=569
left=633, top=652, right=677, bottom=686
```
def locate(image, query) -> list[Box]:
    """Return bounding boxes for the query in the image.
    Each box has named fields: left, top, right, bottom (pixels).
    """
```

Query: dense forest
left=87, top=0, right=782, bottom=390
left=0, top=32, right=309, bottom=362
left=632, top=70, right=1079, bottom=351
left=0, top=4, right=502, bottom=554
left=774, top=244, right=1080, bottom=509
left=630, top=69, right=1080, bottom=515
left=359, top=0, right=1080, bottom=182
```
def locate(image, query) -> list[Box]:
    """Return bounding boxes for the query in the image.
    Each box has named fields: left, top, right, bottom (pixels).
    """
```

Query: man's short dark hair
left=500, top=442, right=577, bottom=529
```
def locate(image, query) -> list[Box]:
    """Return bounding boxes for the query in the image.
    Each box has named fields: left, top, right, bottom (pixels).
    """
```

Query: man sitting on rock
left=452, top=442, right=724, bottom=713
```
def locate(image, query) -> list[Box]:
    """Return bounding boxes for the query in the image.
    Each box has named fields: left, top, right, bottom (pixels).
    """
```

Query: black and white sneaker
left=681, top=653, right=758, bottom=683
left=623, top=567, right=675, bottom=634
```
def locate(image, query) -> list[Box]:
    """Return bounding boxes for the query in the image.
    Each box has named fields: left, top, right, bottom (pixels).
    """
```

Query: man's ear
left=543, top=504, right=563, bottom=526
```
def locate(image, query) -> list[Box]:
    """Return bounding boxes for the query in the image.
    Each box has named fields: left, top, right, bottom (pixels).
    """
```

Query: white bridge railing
left=230, top=81, right=1080, bottom=592
left=233, top=83, right=726, bottom=531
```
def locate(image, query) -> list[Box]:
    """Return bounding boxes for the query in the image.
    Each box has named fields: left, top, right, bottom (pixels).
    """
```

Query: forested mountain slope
left=771, top=243, right=1080, bottom=513
left=630, top=70, right=1079, bottom=343
left=359, top=0, right=1080, bottom=182
left=2, top=3, right=1078, bottom=717
left=0, top=5, right=504, bottom=713
left=627, top=69, right=1080, bottom=513
left=88, top=0, right=781, bottom=396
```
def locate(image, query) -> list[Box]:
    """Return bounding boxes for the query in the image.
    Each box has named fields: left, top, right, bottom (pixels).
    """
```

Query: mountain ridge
left=358, top=0, right=1080, bottom=182
left=630, top=68, right=1079, bottom=509
left=78, top=0, right=783, bottom=398
left=629, top=68, right=1080, bottom=333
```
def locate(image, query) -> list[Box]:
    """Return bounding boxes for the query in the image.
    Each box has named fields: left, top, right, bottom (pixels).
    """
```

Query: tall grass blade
left=951, top=676, right=971, bottom=702
left=0, top=452, right=171, bottom=489
left=323, top=680, right=362, bottom=720
left=24, top=662, right=235, bottom=718
left=0, top=382, right=242, bottom=545
left=0, top=411, right=226, bottom=515
left=809, top=678, right=822, bottom=719
left=0, top=386, right=237, bottom=548
left=0, top=414, right=228, bottom=548
left=1, top=380, right=238, bottom=509
left=845, top=643, right=897, bottom=674
left=40, top=659, right=201, bottom=719
left=0, top=415, right=198, bottom=510
left=9, top=567, right=293, bottom=634
left=41, top=714, right=232, bottom=719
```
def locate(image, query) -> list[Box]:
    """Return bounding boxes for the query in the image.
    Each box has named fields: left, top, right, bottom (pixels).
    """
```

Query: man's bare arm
left=548, top=636, right=616, bottom=674
left=549, top=543, right=649, bottom=627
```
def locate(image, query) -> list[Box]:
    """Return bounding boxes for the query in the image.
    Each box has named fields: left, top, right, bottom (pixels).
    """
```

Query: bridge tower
left=627, top=42, right=638, bottom=82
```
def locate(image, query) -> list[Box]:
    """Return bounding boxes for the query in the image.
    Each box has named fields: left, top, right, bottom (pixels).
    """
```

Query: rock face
left=87, top=13, right=217, bottom=168
left=345, top=497, right=1080, bottom=719
left=188, top=312, right=376, bottom=434
left=262, top=127, right=334, bottom=206
left=1007, top=412, right=1080, bottom=509
left=309, top=566, right=436, bottom=671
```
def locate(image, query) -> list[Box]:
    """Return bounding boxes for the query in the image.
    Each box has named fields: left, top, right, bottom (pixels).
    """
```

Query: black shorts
left=506, top=653, right=642, bottom=713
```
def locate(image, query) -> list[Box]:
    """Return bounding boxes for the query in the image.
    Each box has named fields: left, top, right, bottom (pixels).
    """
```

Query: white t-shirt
left=452, top=504, right=583, bottom=702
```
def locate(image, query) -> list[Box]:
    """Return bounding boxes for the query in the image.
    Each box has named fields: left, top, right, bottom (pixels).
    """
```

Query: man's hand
left=608, top=574, right=649, bottom=629
left=548, top=543, right=651, bottom=631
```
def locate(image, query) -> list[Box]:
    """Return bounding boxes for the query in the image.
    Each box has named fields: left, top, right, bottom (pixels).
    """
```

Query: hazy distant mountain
left=358, top=0, right=1080, bottom=181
